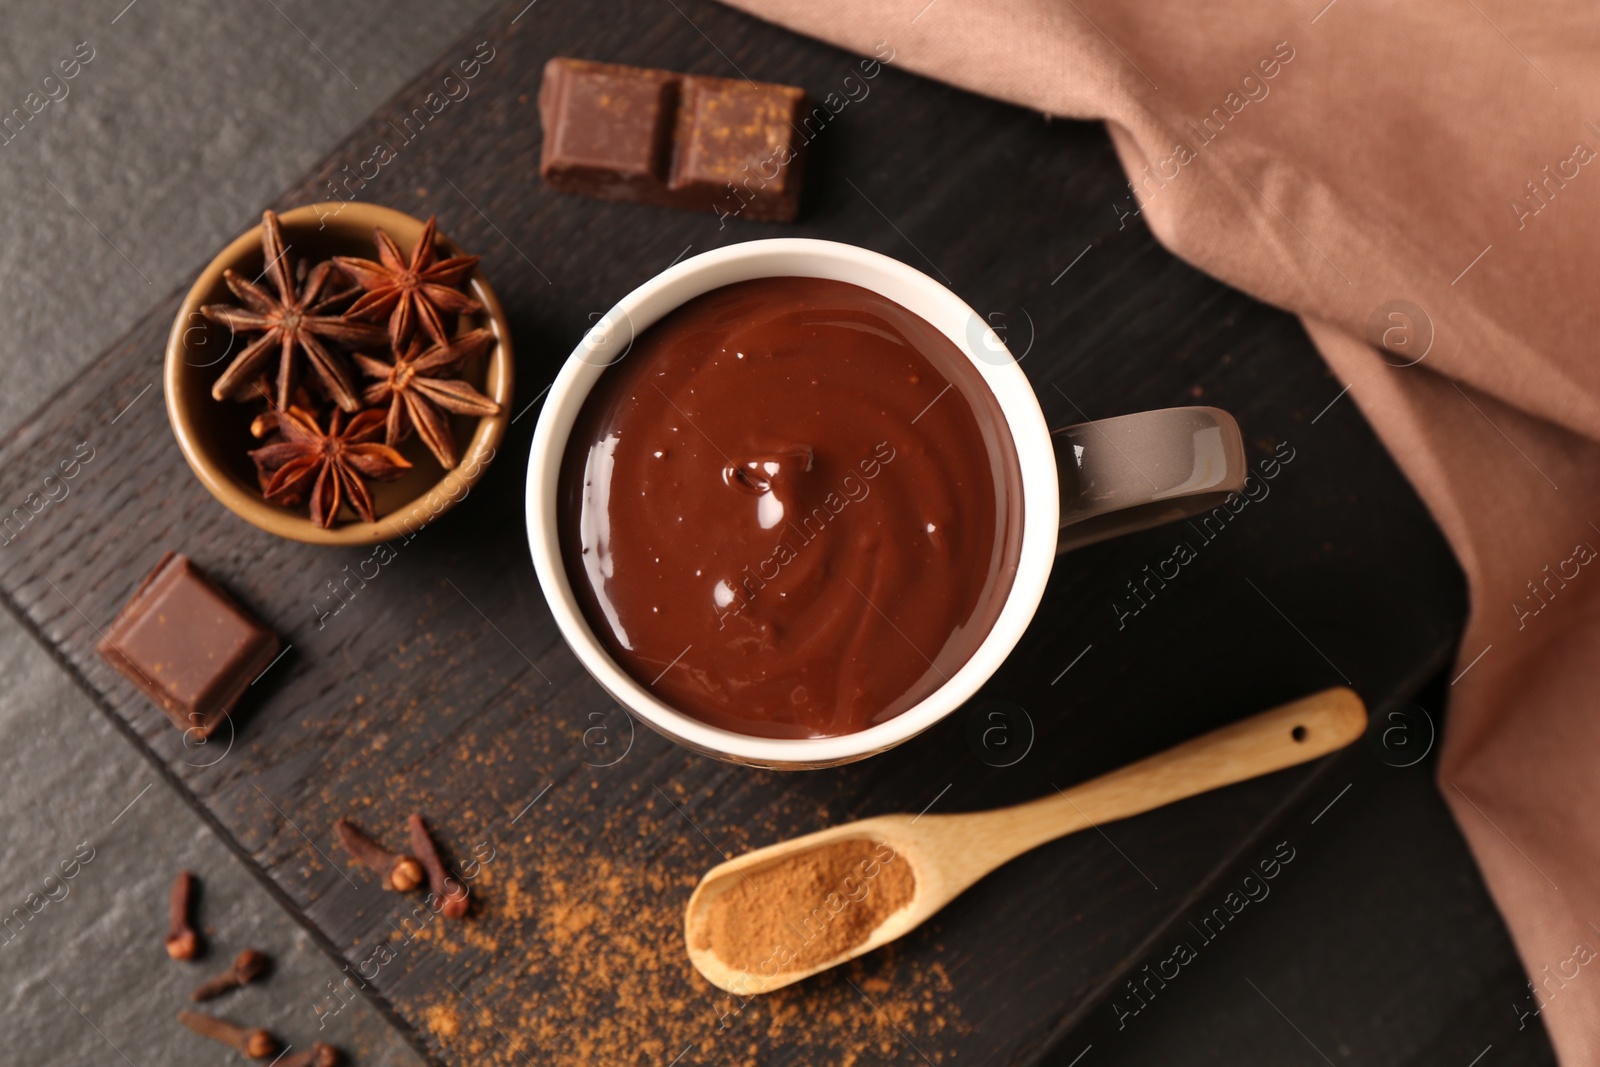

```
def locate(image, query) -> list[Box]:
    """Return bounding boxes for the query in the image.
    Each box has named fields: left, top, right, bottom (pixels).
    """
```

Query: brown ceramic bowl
left=165, top=203, right=513, bottom=546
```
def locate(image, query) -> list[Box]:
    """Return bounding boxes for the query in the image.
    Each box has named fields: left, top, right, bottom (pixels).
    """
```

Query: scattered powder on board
left=399, top=780, right=961, bottom=1066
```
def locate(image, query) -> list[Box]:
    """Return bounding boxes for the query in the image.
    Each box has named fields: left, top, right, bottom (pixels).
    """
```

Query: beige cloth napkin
left=723, top=0, right=1600, bottom=1055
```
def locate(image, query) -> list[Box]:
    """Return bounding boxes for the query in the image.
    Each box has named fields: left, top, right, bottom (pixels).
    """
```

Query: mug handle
left=1053, top=406, right=1247, bottom=554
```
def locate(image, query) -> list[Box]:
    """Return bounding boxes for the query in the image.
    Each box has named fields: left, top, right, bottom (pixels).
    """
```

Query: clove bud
left=191, top=948, right=269, bottom=1001
left=278, top=1043, right=342, bottom=1067
left=177, top=1010, right=278, bottom=1059
left=165, top=869, right=200, bottom=960
left=408, top=813, right=469, bottom=919
left=334, top=817, right=423, bottom=892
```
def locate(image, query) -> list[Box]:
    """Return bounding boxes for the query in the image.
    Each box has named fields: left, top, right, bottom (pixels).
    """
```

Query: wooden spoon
left=685, top=686, right=1366, bottom=994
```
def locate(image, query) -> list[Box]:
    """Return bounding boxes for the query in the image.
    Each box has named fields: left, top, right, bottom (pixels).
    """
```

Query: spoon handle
left=957, top=687, right=1366, bottom=872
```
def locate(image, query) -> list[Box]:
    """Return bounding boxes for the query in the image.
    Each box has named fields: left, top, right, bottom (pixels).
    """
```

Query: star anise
left=333, top=216, right=483, bottom=348
left=202, top=210, right=388, bottom=412
left=353, top=329, right=500, bottom=470
left=249, top=406, right=412, bottom=528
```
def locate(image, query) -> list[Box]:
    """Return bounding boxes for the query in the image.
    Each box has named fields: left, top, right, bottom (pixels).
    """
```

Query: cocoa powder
left=703, top=838, right=914, bottom=973
left=402, top=779, right=964, bottom=1066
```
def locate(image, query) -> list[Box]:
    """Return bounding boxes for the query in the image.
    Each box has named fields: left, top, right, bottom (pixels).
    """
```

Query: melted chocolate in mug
left=559, top=276, right=1024, bottom=739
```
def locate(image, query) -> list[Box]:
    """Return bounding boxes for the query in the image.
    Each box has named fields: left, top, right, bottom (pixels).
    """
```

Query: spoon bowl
left=686, top=687, right=1367, bottom=994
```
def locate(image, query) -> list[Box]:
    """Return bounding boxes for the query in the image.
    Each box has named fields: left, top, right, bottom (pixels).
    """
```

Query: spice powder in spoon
left=703, top=838, right=915, bottom=974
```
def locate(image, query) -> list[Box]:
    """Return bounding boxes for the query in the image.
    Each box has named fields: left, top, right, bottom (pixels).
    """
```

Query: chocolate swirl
left=559, top=277, right=1023, bottom=739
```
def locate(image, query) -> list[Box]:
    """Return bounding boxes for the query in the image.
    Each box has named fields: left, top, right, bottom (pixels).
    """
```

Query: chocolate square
left=537, top=57, right=808, bottom=222
left=96, top=552, right=280, bottom=738
left=672, top=75, right=806, bottom=221
left=539, top=58, right=678, bottom=201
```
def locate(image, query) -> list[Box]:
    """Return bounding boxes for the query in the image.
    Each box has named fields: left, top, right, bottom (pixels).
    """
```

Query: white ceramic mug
left=527, top=239, right=1245, bottom=769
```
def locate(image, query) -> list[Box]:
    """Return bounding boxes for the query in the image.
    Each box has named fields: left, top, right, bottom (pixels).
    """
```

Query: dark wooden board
left=0, top=2, right=1465, bottom=1065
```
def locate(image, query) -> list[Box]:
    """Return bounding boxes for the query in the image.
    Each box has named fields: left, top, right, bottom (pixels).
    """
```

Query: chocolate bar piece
left=96, top=552, right=281, bottom=738
left=539, top=57, right=807, bottom=223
